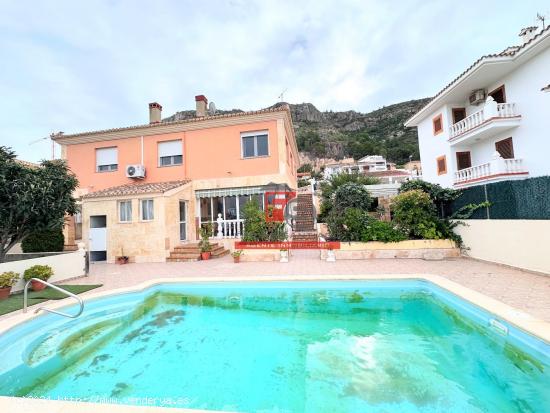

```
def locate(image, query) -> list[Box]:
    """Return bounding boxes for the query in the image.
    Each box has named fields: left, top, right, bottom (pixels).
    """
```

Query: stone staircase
left=292, top=193, right=318, bottom=242
left=166, top=242, right=230, bottom=262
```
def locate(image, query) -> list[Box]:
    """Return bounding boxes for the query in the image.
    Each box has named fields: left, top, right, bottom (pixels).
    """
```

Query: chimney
left=519, top=26, right=538, bottom=44
left=195, top=95, right=208, bottom=117
left=148, top=102, right=162, bottom=124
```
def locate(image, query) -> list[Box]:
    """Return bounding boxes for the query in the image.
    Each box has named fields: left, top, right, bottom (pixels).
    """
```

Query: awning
left=195, top=186, right=265, bottom=198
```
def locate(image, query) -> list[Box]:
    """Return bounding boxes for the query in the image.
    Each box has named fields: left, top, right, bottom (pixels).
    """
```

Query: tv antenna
left=537, top=12, right=547, bottom=30
left=29, top=132, right=63, bottom=160
left=277, top=88, right=288, bottom=102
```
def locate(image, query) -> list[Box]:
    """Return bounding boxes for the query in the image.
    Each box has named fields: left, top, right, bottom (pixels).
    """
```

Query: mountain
left=163, top=97, right=430, bottom=166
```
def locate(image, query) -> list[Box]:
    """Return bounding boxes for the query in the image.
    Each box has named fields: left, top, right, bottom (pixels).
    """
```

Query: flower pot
left=233, top=256, right=240, bottom=263
left=31, top=280, right=47, bottom=291
left=201, top=252, right=211, bottom=260
left=0, top=286, right=11, bottom=300
left=116, top=256, right=129, bottom=265
left=280, top=250, right=289, bottom=263
left=326, top=250, right=336, bottom=262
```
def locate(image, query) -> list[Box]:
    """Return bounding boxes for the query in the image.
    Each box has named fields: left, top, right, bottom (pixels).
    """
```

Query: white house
left=405, top=26, right=550, bottom=188
left=323, top=155, right=390, bottom=179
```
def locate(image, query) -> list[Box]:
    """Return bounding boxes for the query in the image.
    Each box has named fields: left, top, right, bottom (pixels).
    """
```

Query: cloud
left=0, top=0, right=546, bottom=161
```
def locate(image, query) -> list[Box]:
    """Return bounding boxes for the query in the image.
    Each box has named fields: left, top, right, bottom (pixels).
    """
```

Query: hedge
left=21, top=229, right=65, bottom=252
left=449, top=176, right=550, bottom=219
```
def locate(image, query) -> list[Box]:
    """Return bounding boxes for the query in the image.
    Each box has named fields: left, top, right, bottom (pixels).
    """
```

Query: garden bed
left=320, top=239, right=459, bottom=260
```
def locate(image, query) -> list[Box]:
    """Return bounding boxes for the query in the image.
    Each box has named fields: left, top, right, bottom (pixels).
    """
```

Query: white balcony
left=449, top=98, right=521, bottom=145
left=454, top=154, right=528, bottom=188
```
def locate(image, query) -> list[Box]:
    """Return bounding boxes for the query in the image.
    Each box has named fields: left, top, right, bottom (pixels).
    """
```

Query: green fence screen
left=449, top=176, right=550, bottom=220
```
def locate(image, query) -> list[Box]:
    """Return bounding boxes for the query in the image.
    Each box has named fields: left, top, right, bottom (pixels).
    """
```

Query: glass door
left=179, top=201, right=187, bottom=241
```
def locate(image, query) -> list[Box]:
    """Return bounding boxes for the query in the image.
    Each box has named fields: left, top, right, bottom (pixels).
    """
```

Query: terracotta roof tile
left=83, top=180, right=190, bottom=199
left=56, top=105, right=291, bottom=140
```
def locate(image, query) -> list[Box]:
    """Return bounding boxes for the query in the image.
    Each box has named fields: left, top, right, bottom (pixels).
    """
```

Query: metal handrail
left=23, top=278, right=84, bottom=318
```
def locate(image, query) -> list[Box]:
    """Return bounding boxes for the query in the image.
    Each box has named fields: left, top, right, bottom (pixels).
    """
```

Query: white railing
left=214, top=216, right=244, bottom=238
left=449, top=100, right=518, bottom=139
left=454, top=156, right=525, bottom=185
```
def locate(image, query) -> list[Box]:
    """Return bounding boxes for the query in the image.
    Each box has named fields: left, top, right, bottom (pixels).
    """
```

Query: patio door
left=179, top=201, right=187, bottom=241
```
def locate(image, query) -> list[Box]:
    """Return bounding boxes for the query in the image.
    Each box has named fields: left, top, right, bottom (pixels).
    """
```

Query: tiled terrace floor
left=64, top=251, right=550, bottom=322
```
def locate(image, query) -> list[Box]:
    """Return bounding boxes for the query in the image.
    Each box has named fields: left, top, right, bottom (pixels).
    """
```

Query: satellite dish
left=208, top=102, right=217, bottom=115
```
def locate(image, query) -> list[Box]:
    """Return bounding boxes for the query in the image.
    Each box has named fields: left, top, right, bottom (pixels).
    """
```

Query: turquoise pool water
left=0, top=280, right=548, bottom=412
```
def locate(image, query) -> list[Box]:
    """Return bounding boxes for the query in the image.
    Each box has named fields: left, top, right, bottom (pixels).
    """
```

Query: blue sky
left=0, top=0, right=548, bottom=162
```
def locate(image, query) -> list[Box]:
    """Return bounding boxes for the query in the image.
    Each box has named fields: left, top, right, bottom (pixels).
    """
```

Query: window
left=432, top=114, right=443, bottom=135
left=489, top=85, right=506, bottom=104
left=495, top=137, right=514, bottom=159
left=456, top=151, right=472, bottom=170
left=158, top=140, right=183, bottom=167
left=96, top=147, right=118, bottom=172
left=452, top=108, right=467, bottom=124
left=436, top=155, right=447, bottom=175
left=119, top=200, right=132, bottom=222
left=241, top=132, right=269, bottom=158
left=141, top=199, right=154, bottom=221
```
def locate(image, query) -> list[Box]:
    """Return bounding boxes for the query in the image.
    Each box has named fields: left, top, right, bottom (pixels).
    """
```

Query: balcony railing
left=449, top=102, right=519, bottom=139
left=454, top=156, right=527, bottom=186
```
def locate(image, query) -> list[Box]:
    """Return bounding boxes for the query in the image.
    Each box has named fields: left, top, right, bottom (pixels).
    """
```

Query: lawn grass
left=0, top=284, right=102, bottom=316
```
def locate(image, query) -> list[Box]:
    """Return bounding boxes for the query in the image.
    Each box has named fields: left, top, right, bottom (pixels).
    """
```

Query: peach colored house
left=54, top=96, right=298, bottom=263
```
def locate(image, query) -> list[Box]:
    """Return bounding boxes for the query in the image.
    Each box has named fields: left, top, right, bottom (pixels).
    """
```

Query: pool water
left=0, top=281, right=548, bottom=412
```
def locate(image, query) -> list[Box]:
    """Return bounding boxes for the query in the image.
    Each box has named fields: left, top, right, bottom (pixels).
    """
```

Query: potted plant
left=23, top=265, right=54, bottom=291
left=199, top=224, right=213, bottom=260
left=280, top=248, right=289, bottom=263
left=116, top=247, right=129, bottom=265
left=0, top=271, right=19, bottom=299
left=231, top=250, right=243, bottom=263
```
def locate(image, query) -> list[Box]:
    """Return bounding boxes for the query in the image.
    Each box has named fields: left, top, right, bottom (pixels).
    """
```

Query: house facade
left=323, top=155, right=392, bottom=179
left=54, top=96, right=298, bottom=262
left=405, top=26, right=550, bottom=188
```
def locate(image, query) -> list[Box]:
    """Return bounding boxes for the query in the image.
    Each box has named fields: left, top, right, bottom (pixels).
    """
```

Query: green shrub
left=198, top=223, right=212, bottom=253
left=399, top=180, right=460, bottom=217
left=392, top=190, right=442, bottom=239
left=242, top=200, right=287, bottom=242
left=332, top=183, right=372, bottom=212
left=23, top=265, right=53, bottom=282
left=0, top=271, right=19, bottom=288
left=361, top=220, right=407, bottom=243
left=327, top=208, right=369, bottom=242
left=21, top=229, right=64, bottom=253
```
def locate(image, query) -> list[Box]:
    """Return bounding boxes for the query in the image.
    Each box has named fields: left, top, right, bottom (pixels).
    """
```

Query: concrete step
left=211, top=248, right=230, bottom=258
left=167, top=257, right=200, bottom=262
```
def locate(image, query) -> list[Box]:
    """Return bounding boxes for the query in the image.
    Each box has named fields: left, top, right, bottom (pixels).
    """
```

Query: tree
left=0, top=147, right=78, bottom=262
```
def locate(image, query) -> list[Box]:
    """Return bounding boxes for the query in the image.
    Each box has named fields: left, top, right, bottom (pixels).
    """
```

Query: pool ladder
left=23, top=278, right=84, bottom=318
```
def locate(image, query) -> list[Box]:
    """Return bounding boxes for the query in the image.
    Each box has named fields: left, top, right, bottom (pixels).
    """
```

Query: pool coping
left=0, top=273, right=549, bottom=413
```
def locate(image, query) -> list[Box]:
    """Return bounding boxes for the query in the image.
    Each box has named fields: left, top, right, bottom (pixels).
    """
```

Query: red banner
left=235, top=241, right=340, bottom=250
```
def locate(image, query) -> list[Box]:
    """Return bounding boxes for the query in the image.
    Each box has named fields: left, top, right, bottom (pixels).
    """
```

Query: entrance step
left=168, top=242, right=229, bottom=262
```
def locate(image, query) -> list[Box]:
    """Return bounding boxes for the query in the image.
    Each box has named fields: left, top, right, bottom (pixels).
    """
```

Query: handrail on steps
left=23, top=278, right=84, bottom=318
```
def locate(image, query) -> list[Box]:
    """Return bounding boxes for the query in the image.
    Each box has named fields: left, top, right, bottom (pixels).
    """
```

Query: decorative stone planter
left=280, top=250, right=289, bottom=263
left=326, top=249, right=336, bottom=262
left=320, top=240, right=460, bottom=260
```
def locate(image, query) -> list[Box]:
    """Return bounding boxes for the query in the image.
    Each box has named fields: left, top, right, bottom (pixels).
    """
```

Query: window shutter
left=158, top=140, right=182, bottom=158
left=96, top=147, right=118, bottom=167
left=495, top=138, right=514, bottom=159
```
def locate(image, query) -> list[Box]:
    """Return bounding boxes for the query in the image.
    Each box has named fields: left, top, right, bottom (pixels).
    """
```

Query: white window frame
left=96, top=147, right=118, bottom=172
left=158, top=140, right=183, bottom=167
left=118, top=200, right=132, bottom=223
left=241, top=131, right=269, bottom=159
left=140, top=199, right=154, bottom=221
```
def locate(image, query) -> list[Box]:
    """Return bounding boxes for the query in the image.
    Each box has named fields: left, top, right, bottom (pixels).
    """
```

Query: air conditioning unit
left=126, top=164, right=146, bottom=179
left=469, top=89, right=486, bottom=105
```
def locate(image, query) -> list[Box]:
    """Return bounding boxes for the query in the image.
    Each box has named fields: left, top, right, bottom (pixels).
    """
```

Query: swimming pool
left=0, top=280, right=548, bottom=412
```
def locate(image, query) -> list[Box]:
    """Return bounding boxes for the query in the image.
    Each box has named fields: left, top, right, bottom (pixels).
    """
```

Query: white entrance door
left=89, top=215, right=107, bottom=261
